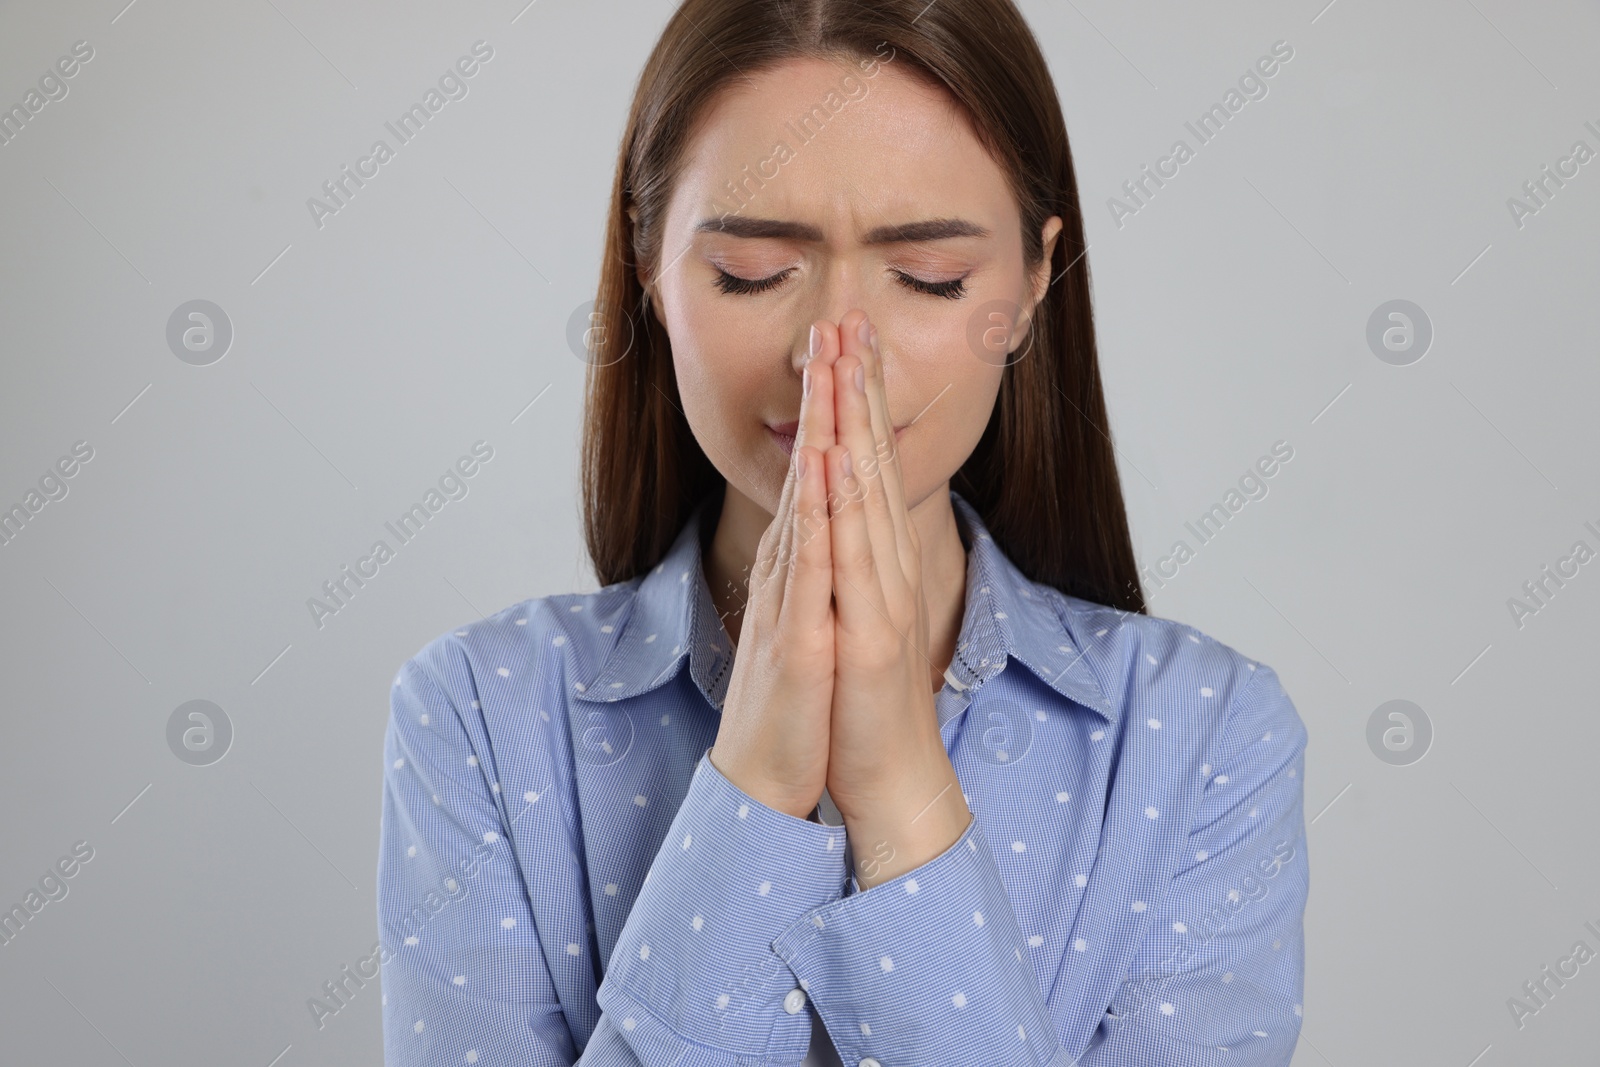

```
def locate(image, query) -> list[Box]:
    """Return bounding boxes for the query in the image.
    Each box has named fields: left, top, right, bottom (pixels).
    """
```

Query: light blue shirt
left=378, top=489, right=1309, bottom=1065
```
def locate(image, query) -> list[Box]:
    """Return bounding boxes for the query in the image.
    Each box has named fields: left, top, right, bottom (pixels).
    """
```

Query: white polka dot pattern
left=376, top=490, right=1309, bottom=1066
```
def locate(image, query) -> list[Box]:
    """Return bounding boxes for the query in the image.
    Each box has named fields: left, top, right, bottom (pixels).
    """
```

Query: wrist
left=706, top=745, right=819, bottom=821
left=843, top=780, right=971, bottom=890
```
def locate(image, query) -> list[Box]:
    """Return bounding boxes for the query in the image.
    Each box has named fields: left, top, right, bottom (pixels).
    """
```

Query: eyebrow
left=694, top=215, right=991, bottom=244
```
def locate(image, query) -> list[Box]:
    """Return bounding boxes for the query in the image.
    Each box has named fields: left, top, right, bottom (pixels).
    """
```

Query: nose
left=791, top=253, right=877, bottom=373
left=793, top=308, right=875, bottom=376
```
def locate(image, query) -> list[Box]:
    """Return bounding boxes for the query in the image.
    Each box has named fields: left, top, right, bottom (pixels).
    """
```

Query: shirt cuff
left=772, top=813, right=1060, bottom=1067
left=596, top=746, right=850, bottom=1059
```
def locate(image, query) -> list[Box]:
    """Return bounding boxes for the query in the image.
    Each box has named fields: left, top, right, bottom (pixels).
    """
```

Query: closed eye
left=899, top=271, right=968, bottom=300
left=712, top=268, right=789, bottom=296
left=712, top=268, right=969, bottom=300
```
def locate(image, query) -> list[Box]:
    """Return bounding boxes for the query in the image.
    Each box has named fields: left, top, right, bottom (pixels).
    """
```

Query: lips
left=766, top=421, right=907, bottom=458
left=768, top=426, right=796, bottom=456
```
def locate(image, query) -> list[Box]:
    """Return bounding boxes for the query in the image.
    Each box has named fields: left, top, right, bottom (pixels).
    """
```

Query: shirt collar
left=576, top=489, right=1116, bottom=725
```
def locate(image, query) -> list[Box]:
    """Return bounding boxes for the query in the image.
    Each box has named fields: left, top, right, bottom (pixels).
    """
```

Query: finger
left=773, top=323, right=834, bottom=594
left=755, top=428, right=803, bottom=625
left=794, top=321, right=838, bottom=472
left=864, top=324, right=917, bottom=571
left=751, top=468, right=793, bottom=630
left=788, top=326, right=836, bottom=569
left=835, top=313, right=902, bottom=592
left=779, top=444, right=833, bottom=631
left=825, top=440, right=889, bottom=638
left=769, top=447, right=798, bottom=596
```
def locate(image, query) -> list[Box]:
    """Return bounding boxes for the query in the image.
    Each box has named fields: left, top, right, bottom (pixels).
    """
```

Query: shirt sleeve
left=379, top=650, right=585, bottom=1065
left=1077, top=662, right=1310, bottom=1066
left=769, top=798, right=1062, bottom=1066
left=381, top=644, right=857, bottom=1067
left=595, top=746, right=853, bottom=1063
left=766, top=662, right=1310, bottom=1067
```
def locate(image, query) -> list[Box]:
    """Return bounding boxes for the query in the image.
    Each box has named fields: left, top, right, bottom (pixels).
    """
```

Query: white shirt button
left=783, top=987, right=807, bottom=1014
left=859, top=1059, right=882, bottom=1067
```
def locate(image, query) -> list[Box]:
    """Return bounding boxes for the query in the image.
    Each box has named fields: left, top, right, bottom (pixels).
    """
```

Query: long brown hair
left=581, top=0, right=1145, bottom=615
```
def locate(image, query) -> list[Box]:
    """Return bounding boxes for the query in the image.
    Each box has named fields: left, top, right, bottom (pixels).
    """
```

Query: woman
left=378, top=0, right=1310, bottom=1063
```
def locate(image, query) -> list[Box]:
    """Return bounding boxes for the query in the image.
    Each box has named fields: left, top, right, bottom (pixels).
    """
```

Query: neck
left=704, top=482, right=969, bottom=692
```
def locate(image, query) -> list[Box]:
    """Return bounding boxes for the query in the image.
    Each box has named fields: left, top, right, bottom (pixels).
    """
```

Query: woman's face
left=645, top=54, right=1062, bottom=517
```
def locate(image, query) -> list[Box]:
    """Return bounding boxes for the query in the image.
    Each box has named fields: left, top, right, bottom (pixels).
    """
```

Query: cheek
left=662, top=301, right=770, bottom=466
left=662, top=287, right=728, bottom=397
left=894, top=308, right=1004, bottom=412
left=889, top=334, right=1002, bottom=502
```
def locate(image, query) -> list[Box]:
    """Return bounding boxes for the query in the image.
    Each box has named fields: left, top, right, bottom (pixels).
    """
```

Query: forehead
left=669, top=56, right=1017, bottom=235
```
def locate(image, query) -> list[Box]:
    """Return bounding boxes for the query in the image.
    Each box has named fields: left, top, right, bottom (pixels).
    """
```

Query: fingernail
left=841, top=448, right=853, bottom=476
left=869, top=325, right=878, bottom=353
left=797, top=449, right=807, bottom=479
left=857, top=318, right=871, bottom=345
left=803, top=365, right=812, bottom=397
left=809, top=325, right=821, bottom=362
left=854, top=363, right=865, bottom=392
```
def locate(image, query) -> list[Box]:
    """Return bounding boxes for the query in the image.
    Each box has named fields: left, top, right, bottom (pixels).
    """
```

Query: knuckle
left=839, top=479, right=864, bottom=504
left=842, top=636, right=898, bottom=673
left=796, top=504, right=830, bottom=544
left=769, top=637, right=826, bottom=680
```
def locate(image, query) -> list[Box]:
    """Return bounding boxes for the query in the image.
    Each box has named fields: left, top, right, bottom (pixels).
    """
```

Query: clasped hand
left=709, top=310, right=971, bottom=890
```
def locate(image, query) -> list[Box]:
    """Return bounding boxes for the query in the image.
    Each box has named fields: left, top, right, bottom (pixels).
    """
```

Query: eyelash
left=712, top=267, right=968, bottom=300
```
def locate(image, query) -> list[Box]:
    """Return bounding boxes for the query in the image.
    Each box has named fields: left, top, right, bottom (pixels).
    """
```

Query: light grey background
left=2, top=0, right=1596, bottom=1063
